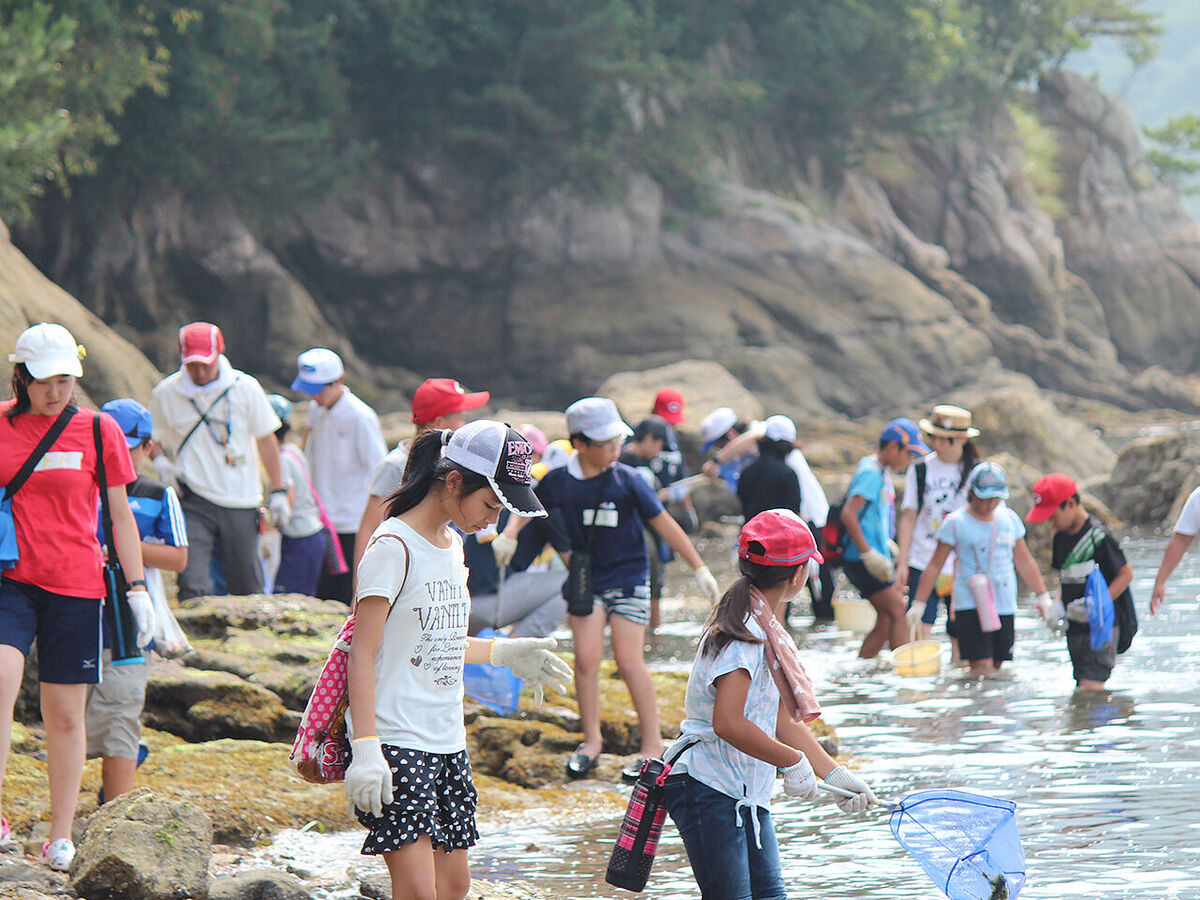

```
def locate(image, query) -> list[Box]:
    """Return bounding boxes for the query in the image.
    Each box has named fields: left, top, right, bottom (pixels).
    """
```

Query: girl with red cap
left=662, top=509, right=877, bottom=899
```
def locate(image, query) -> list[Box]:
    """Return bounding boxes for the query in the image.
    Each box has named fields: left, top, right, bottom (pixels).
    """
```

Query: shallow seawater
left=258, top=535, right=1200, bottom=899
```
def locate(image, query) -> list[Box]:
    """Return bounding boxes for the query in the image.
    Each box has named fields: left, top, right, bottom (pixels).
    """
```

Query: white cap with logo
left=291, top=348, right=345, bottom=395
left=9, top=323, right=84, bottom=379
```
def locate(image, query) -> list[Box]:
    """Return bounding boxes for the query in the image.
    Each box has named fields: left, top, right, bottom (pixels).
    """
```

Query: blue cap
left=880, top=417, right=930, bottom=455
left=267, top=394, right=292, bottom=423
left=101, top=398, right=153, bottom=449
left=967, top=460, right=1009, bottom=499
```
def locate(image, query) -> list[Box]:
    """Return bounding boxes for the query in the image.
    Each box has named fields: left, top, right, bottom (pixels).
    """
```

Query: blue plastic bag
left=463, top=628, right=524, bottom=716
left=1084, top=566, right=1115, bottom=650
left=890, top=789, right=1025, bottom=899
left=0, top=494, right=18, bottom=570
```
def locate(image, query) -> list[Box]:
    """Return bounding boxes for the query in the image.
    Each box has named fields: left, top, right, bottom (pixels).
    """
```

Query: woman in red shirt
left=0, top=323, right=151, bottom=871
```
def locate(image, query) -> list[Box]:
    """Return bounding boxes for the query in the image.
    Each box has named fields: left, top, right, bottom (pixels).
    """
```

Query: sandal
left=566, top=745, right=598, bottom=779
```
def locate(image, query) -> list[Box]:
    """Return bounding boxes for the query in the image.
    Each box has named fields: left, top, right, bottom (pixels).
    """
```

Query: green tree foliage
left=1143, top=113, right=1200, bottom=193
left=0, top=0, right=1172, bottom=217
left=0, top=1, right=166, bottom=222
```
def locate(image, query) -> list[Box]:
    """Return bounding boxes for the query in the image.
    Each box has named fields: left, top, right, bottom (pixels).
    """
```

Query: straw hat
left=919, top=404, right=980, bottom=439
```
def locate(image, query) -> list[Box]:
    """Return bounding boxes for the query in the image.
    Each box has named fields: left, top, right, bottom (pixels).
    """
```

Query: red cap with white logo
left=411, top=378, right=490, bottom=426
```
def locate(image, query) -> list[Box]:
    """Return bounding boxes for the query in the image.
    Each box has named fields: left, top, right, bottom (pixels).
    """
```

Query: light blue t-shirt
left=936, top=506, right=1025, bottom=614
left=843, top=455, right=893, bottom=561
left=673, top=618, right=779, bottom=814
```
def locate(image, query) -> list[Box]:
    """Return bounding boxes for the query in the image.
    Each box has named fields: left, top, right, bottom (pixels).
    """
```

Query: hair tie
left=439, top=428, right=452, bottom=458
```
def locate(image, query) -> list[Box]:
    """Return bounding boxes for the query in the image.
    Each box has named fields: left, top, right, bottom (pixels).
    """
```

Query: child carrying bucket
left=912, top=462, right=1051, bottom=677
left=663, top=510, right=877, bottom=899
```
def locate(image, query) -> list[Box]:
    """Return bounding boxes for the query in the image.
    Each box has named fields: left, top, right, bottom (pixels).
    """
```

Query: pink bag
left=289, top=615, right=356, bottom=784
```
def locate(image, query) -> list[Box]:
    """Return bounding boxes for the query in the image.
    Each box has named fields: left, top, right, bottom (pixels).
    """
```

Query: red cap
left=739, top=510, right=823, bottom=567
left=411, top=378, right=490, bottom=426
left=1026, top=473, right=1078, bottom=522
left=179, top=322, right=224, bottom=365
left=653, top=388, right=685, bottom=424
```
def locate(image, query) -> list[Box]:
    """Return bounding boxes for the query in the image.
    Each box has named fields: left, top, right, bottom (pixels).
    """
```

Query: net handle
left=818, top=781, right=896, bottom=811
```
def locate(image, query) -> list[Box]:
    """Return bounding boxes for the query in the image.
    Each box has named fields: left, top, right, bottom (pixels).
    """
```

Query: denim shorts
left=664, top=773, right=785, bottom=900
left=578, top=584, right=652, bottom=625
left=0, top=578, right=103, bottom=684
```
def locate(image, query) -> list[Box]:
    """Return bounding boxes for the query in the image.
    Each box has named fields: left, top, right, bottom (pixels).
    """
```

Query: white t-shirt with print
left=1174, top=485, right=1200, bottom=536
left=901, top=453, right=969, bottom=573
left=348, top=518, right=471, bottom=753
left=673, top=617, right=780, bottom=813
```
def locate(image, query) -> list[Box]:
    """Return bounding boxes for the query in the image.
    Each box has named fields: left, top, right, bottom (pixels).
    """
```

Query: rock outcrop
left=9, top=69, right=1200, bottom=422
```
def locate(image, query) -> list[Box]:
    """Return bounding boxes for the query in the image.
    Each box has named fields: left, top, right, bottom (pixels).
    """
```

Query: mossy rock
left=145, top=666, right=293, bottom=742
left=467, top=716, right=581, bottom=787
left=174, top=594, right=347, bottom=640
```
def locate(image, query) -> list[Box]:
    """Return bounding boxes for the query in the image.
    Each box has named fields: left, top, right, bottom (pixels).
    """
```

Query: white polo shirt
left=1174, top=485, right=1200, bottom=536
left=149, top=358, right=280, bottom=508
left=305, top=388, right=387, bottom=532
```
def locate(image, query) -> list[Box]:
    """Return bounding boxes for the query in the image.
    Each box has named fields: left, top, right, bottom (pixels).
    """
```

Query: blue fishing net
left=463, top=628, right=523, bottom=715
left=889, top=789, right=1025, bottom=900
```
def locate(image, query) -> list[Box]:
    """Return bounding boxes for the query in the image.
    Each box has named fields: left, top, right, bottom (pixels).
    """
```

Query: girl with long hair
left=345, top=421, right=571, bottom=900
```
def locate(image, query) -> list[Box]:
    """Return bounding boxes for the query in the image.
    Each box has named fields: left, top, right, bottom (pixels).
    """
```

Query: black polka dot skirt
left=355, top=745, right=479, bottom=854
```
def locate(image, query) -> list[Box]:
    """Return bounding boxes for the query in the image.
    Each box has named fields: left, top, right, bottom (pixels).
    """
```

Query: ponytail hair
left=957, top=438, right=980, bottom=493
left=757, top=436, right=793, bottom=459
left=5, top=364, right=32, bottom=420
left=385, top=428, right=491, bottom=518
left=700, top=556, right=801, bottom=658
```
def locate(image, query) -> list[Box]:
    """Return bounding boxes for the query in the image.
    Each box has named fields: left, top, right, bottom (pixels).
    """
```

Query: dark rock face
left=9, top=69, right=1200, bottom=419
left=1105, top=432, right=1200, bottom=526
left=208, top=869, right=311, bottom=900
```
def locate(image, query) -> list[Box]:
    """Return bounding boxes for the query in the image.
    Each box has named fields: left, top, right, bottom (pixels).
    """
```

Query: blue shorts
left=0, top=578, right=103, bottom=684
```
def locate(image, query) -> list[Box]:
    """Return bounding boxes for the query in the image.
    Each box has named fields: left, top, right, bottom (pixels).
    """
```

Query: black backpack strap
left=94, top=414, right=115, bottom=550
left=3, top=403, right=78, bottom=501
left=914, top=460, right=927, bottom=515
left=174, top=378, right=239, bottom=460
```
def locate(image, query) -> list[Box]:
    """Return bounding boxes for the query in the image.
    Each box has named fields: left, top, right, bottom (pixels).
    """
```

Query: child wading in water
left=912, top=462, right=1050, bottom=677
left=345, top=422, right=572, bottom=900
left=665, top=510, right=878, bottom=900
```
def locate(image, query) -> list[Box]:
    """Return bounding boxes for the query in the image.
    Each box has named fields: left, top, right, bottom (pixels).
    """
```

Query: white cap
left=763, top=414, right=797, bottom=443
left=9, top=323, right=84, bottom=379
left=700, top=407, right=738, bottom=443
left=445, top=420, right=547, bottom=518
left=565, top=397, right=633, bottom=442
left=291, top=348, right=344, bottom=394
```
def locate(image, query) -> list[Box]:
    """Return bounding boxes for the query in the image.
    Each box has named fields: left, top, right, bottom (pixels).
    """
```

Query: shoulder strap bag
left=1, top=402, right=78, bottom=570
left=565, top=467, right=613, bottom=617
left=94, top=414, right=142, bottom=664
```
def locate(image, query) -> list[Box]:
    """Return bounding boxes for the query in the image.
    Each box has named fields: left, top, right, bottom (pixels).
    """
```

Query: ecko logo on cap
left=505, top=439, right=534, bottom=483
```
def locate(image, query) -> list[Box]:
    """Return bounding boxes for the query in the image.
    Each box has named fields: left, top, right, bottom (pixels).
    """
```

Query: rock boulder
left=70, top=788, right=211, bottom=900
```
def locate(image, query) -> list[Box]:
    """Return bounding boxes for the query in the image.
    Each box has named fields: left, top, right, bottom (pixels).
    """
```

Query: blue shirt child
left=843, top=456, right=894, bottom=562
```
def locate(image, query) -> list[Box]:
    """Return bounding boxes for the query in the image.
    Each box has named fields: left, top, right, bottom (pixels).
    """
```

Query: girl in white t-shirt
left=896, top=405, right=980, bottom=647
left=345, top=422, right=572, bottom=900
left=664, top=510, right=877, bottom=899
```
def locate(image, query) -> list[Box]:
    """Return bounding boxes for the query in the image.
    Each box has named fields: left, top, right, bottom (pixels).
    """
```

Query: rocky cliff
left=6, top=70, right=1200, bottom=422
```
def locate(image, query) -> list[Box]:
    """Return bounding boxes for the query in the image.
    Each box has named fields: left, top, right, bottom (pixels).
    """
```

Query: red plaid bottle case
left=289, top=615, right=356, bottom=784
left=606, top=737, right=698, bottom=892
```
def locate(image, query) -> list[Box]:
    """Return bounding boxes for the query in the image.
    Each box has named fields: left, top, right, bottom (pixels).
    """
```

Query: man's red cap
left=652, top=388, right=685, bottom=424
left=739, top=509, right=824, bottom=567
left=1025, top=473, right=1078, bottom=522
left=179, top=322, right=224, bottom=365
left=411, top=378, right=489, bottom=426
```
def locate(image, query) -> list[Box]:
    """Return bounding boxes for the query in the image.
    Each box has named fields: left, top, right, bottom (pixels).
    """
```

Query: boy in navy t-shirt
left=501, top=397, right=719, bottom=781
left=88, top=399, right=189, bottom=802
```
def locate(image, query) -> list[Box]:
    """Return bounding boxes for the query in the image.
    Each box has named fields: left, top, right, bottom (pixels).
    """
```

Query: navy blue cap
left=880, top=417, right=930, bottom=455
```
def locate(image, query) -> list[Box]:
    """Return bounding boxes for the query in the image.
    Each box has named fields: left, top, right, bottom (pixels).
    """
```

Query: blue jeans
left=664, top=774, right=785, bottom=900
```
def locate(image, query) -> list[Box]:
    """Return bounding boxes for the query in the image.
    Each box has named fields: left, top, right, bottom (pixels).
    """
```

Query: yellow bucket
left=892, top=640, right=943, bottom=676
left=832, top=599, right=877, bottom=634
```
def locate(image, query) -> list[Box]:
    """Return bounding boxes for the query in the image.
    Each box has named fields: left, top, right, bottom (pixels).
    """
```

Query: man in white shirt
left=149, top=322, right=286, bottom=599
left=292, top=348, right=387, bottom=604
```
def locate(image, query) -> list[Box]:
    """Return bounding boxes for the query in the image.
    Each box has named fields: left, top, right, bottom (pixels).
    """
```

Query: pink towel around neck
left=749, top=586, right=822, bottom=723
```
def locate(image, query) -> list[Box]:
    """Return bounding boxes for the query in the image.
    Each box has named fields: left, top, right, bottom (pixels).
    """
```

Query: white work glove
left=490, top=534, right=518, bottom=568
left=905, top=601, right=924, bottom=630
left=268, top=489, right=291, bottom=527
left=490, top=637, right=573, bottom=707
left=824, top=765, right=878, bottom=814
left=862, top=549, right=894, bottom=583
left=781, top=756, right=819, bottom=799
left=345, top=737, right=394, bottom=818
left=694, top=565, right=721, bottom=602
left=1065, top=598, right=1090, bottom=623
left=125, top=589, right=157, bottom=648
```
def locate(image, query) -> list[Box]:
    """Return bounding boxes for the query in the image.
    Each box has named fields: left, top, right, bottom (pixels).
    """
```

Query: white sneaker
left=42, top=838, right=75, bottom=871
